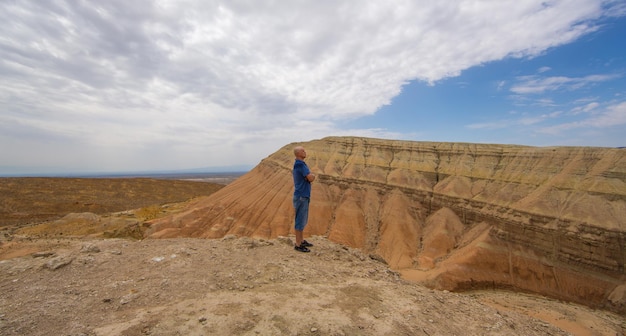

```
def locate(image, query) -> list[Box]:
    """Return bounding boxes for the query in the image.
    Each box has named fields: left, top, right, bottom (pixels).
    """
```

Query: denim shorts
left=293, top=196, right=310, bottom=231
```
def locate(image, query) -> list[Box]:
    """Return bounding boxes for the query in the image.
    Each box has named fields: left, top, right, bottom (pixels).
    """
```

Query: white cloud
left=539, top=101, right=626, bottom=134
left=536, top=98, right=557, bottom=107
left=466, top=111, right=563, bottom=130
left=510, top=74, right=619, bottom=94
left=587, top=101, right=626, bottom=127
left=0, top=0, right=621, bottom=173
left=571, top=102, right=600, bottom=114
left=538, top=66, right=552, bottom=73
left=466, top=120, right=513, bottom=130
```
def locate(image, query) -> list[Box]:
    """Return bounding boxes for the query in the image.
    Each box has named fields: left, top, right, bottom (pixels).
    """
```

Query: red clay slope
left=147, top=136, right=626, bottom=313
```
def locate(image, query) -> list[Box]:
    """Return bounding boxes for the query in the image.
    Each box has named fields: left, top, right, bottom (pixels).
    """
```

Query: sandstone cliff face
left=147, top=136, right=626, bottom=313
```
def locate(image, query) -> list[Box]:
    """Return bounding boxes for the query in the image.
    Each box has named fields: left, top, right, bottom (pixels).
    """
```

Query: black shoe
left=294, top=245, right=310, bottom=253
left=301, top=240, right=313, bottom=247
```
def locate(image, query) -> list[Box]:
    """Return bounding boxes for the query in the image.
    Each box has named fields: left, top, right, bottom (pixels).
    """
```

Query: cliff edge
left=147, top=136, right=626, bottom=313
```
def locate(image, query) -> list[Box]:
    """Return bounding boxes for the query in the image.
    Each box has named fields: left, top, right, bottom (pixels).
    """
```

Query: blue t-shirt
left=293, top=159, right=311, bottom=197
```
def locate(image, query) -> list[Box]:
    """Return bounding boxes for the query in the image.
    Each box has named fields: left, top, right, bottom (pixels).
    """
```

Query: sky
left=1, top=0, right=625, bottom=175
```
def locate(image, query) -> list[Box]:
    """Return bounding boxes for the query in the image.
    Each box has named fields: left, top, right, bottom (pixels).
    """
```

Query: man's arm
left=306, top=173, right=316, bottom=182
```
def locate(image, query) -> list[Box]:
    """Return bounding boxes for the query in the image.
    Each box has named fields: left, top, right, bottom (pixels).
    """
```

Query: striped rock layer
left=147, top=136, right=626, bottom=313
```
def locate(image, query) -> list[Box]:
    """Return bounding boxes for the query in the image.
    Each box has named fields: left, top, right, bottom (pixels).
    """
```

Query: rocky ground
left=0, top=235, right=623, bottom=336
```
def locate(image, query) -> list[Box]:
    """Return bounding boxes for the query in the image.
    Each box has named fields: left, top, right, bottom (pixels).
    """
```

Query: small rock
left=32, top=251, right=55, bottom=258
left=311, top=327, right=318, bottom=332
left=120, top=292, right=139, bottom=305
left=80, top=243, right=101, bottom=253
left=44, top=256, right=73, bottom=270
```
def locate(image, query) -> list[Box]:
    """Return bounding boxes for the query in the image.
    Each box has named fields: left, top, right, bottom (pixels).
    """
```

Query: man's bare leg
left=295, top=230, right=303, bottom=247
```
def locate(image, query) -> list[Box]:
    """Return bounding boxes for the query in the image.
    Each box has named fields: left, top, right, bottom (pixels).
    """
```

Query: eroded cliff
left=147, top=136, right=626, bottom=313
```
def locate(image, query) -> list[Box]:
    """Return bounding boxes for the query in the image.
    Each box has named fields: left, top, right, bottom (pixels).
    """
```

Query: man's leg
left=295, top=229, right=303, bottom=247
left=293, top=197, right=310, bottom=247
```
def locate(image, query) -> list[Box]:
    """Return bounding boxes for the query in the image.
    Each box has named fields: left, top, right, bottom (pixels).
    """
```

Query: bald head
left=294, top=146, right=307, bottom=160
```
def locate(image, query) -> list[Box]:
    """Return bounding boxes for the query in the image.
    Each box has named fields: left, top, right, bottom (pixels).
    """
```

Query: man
left=292, top=146, right=315, bottom=252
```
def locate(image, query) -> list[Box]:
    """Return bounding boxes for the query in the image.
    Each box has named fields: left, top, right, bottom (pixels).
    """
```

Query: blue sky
left=349, top=16, right=626, bottom=146
left=1, top=1, right=625, bottom=175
